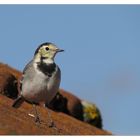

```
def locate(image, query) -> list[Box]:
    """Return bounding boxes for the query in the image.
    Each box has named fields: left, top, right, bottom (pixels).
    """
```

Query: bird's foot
left=48, top=121, right=61, bottom=134
left=35, top=116, right=41, bottom=124
left=49, top=121, right=55, bottom=128
left=28, top=113, right=41, bottom=124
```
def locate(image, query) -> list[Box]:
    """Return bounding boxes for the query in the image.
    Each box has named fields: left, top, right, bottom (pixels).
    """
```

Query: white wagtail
left=12, top=42, right=64, bottom=126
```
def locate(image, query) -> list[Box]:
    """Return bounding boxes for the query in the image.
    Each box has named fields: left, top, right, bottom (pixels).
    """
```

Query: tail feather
left=12, top=96, right=24, bottom=108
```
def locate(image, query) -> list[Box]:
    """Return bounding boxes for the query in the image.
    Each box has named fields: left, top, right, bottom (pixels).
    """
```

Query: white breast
left=21, top=64, right=61, bottom=104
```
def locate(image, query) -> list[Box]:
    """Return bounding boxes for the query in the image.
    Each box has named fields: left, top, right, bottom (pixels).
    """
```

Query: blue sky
left=0, top=5, right=140, bottom=135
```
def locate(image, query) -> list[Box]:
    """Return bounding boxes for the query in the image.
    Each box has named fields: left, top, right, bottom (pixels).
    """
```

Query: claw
left=49, top=121, right=55, bottom=128
left=35, top=116, right=41, bottom=124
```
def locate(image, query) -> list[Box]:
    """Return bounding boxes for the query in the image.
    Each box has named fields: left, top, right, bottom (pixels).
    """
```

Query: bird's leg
left=45, top=106, right=61, bottom=134
left=32, top=104, right=41, bottom=124
left=45, top=106, right=55, bottom=128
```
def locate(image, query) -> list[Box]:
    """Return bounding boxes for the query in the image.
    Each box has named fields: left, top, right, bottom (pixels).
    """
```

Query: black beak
left=57, top=49, right=64, bottom=52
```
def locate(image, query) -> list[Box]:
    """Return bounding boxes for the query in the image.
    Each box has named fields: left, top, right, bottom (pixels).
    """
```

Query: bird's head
left=34, top=42, right=64, bottom=63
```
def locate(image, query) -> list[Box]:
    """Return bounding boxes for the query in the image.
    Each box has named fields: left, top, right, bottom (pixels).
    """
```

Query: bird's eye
left=45, top=47, right=49, bottom=51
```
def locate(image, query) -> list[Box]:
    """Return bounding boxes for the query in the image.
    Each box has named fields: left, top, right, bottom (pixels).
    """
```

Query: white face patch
left=43, top=58, right=54, bottom=64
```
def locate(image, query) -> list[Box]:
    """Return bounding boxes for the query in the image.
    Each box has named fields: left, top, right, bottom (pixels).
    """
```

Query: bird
left=81, top=100, right=103, bottom=129
left=12, top=42, right=64, bottom=125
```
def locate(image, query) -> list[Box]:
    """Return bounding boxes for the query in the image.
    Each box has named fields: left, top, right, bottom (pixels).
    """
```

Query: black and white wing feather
left=12, top=60, right=33, bottom=108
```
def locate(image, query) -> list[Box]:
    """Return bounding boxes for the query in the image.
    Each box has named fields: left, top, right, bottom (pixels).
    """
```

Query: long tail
left=12, top=96, right=25, bottom=108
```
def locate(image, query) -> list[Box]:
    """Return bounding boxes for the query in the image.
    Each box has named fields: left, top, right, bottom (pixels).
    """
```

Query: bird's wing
left=19, top=60, right=34, bottom=91
left=23, top=60, right=34, bottom=74
left=12, top=60, right=34, bottom=108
